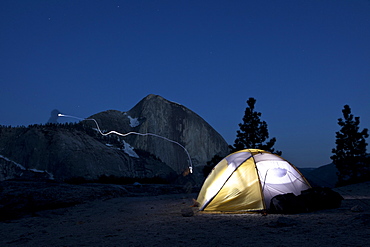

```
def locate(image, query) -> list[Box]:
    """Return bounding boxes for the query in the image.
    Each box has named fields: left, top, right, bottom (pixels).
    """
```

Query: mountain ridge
left=0, top=94, right=230, bottom=184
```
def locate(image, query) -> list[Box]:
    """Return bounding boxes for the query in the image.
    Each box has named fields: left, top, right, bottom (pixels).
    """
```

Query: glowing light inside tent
left=256, top=161, right=297, bottom=184
left=269, top=167, right=288, bottom=178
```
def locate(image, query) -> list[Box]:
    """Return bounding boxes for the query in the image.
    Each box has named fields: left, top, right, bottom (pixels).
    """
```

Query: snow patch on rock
left=127, top=115, right=140, bottom=127
left=122, top=140, right=139, bottom=158
left=0, top=154, right=26, bottom=170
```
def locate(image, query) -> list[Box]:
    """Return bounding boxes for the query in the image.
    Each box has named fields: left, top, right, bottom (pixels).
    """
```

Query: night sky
left=1, top=1, right=369, bottom=168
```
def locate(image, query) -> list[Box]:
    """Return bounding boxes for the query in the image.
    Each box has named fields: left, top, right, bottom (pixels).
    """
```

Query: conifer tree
left=331, top=105, right=369, bottom=186
left=230, top=98, right=281, bottom=155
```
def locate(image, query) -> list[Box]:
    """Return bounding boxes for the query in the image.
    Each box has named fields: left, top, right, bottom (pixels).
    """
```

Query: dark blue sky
left=1, top=0, right=369, bottom=168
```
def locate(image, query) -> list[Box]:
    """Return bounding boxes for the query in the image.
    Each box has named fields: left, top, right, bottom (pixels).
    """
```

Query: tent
left=197, top=149, right=311, bottom=212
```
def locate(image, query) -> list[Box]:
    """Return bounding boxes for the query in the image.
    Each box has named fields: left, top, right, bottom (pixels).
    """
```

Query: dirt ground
left=1, top=182, right=370, bottom=247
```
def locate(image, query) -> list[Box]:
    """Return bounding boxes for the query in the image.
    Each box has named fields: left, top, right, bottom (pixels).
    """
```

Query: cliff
left=0, top=95, right=230, bottom=184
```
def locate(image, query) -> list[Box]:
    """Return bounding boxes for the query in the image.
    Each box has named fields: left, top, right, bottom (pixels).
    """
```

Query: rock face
left=0, top=126, right=172, bottom=182
left=90, top=95, right=229, bottom=172
left=87, top=94, right=230, bottom=183
left=0, top=95, right=229, bottom=183
left=0, top=155, right=52, bottom=181
left=0, top=155, right=26, bottom=181
left=132, top=95, right=229, bottom=171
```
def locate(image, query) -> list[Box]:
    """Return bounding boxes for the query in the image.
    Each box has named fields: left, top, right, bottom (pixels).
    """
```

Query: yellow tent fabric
left=197, top=149, right=311, bottom=212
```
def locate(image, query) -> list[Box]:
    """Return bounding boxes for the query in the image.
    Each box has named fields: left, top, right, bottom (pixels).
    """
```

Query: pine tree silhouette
left=230, top=97, right=281, bottom=155
left=331, top=105, right=369, bottom=186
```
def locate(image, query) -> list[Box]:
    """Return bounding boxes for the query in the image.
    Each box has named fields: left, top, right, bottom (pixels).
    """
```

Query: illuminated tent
left=197, top=149, right=311, bottom=212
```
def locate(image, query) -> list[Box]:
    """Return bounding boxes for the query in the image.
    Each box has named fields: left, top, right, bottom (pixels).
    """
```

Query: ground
left=1, top=182, right=369, bottom=247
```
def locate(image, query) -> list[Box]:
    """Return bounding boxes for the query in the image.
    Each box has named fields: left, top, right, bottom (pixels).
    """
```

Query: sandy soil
left=1, top=182, right=370, bottom=247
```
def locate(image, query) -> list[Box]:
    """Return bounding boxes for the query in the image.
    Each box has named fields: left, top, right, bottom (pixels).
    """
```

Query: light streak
left=58, top=113, right=193, bottom=173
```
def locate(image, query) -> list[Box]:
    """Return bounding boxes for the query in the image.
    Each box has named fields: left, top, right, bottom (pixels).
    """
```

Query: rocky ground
left=0, top=181, right=369, bottom=246
left=0, top=180, right=192, bottom=221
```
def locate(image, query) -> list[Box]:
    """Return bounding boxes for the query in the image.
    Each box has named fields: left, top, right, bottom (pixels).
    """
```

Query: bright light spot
left=270, top=168, right=287, bottom=178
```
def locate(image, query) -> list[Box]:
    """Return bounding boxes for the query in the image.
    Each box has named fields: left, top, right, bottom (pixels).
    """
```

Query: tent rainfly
left=197, top=149, right=311, bottom=212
